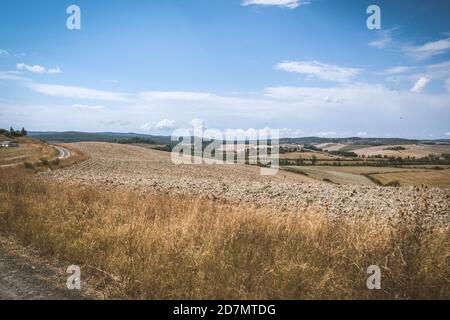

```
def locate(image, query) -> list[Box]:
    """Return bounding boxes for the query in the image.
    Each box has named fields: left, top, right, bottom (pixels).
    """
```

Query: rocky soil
left=44, top=142, right=450, bottom=222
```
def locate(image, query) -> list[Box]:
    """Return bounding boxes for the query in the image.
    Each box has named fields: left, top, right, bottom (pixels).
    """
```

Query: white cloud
left=241, top=0, right=309, bottom=9
left=71, top=104, right=105, bottom=110
left=357, top=132, right=368, bottom=137
left=276, top=60, right=361, bottom=83
left=0, top=49, right=8, bottom=56
left=404, top=38, right=450, bottom=60
left=30, top=84, right=130, bottom=101
left=445, top=132, right=450, bottom=136
left=47, top=66, right=62, bottom=74
left=383, top=66, right=413, bottom=75
left=17, top=63, right=46, bottom=74
left=410, top=77, right=430, bottom=93
left=17, top=63, right=62, bottom=74
left=140, top=122, right=153, bottom=131
left=155, top=119, right=177, bottom=130
left=141, top=119, right=177, bottom=131
left=323, top=96, right=344, bottom=103
left=445, top=79, right=450, bottom=92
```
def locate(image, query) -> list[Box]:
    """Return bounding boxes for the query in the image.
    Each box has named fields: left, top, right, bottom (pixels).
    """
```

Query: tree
left=21, top=127, right=27, bottom=136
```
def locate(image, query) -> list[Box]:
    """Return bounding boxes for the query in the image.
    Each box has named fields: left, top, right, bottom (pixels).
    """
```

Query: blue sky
left=1, top=0, right=450, bottom=138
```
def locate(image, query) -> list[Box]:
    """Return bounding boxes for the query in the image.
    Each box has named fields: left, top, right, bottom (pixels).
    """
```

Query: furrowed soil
left=1, top=141, right=449, bottom=299
left=44, top=142, right=450, bottom=221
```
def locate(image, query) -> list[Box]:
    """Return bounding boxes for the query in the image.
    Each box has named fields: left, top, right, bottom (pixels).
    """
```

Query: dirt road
left=53, top=145, right=71, bottom=159
left=0, top=237, right=89, bottom=300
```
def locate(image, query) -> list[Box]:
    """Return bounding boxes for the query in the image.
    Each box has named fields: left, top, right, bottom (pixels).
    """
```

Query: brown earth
left=44, top=142, right=450, bottom=222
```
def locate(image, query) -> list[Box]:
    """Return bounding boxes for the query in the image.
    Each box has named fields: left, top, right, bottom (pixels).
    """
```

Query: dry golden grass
left=0, top=136, right=57, bottom=166
left=0, top=168, right=448, bottom=299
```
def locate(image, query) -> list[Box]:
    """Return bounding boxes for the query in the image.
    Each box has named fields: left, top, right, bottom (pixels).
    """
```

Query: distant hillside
left=29, top=131, right=172, bottom=144
left=279, top=137, right=422, bottom=145
left=28, top=131, right=450, bottom=146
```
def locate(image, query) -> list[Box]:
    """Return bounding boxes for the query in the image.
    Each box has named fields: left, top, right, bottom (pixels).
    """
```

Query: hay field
left=369, top=169, right=450, bottom=187
left=283, top=165, right=450, bottom=187
left=354, top=144, right=450, bottom=159
left=1, top=168, right=449, bottom=299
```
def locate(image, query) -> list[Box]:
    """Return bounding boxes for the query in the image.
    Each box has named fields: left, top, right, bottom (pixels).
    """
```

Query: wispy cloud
left=241, top=0, right=309, bottom=9
left=404, top=37, right=450, bottom=60
left=276, top=60, right=361, bottom=83
left=138, top=90, right=267, bottom=108
left=445, top=79, right=450, bottom=93
left=369, top=30, right=393, bottom=49
left=424, top=60, right=450, bottom=79
left=0, top=49, right=9, bottom=56
left=323, top=96, right=344, bottom=103
left=47, top=66, right=62, bottom=74
left=30, top=84, right=130, bottom=101
left=0, top=70, right=31, bottom=82
left=17, top=63, right=62, bottom=74
left=71, top=104, right=105, bottom=110
left=382, top=66, right=413, bottom=75
left=410, top=77, right=430, bottom=93
left=139, top=91, right=218, bottom=102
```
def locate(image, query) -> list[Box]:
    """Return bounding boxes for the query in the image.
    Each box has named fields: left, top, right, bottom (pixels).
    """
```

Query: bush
left=23, top=162, right=34, bottom=170
left=385, top=180, right=401, bottom=187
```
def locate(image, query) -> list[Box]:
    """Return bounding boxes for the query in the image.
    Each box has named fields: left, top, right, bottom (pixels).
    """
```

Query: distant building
left=0, top=141, right=18, bottom=147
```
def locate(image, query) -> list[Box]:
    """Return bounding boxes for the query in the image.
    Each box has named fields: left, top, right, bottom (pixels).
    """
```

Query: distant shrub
left=303, top=144, right=322, bottom=152
left=385, top=180, right=401, bottom=187
left=23, top=162, right=34, bottom=170
left=329, top=150, right=358, bottom=158
left=384, top=146, right=406, bottom=151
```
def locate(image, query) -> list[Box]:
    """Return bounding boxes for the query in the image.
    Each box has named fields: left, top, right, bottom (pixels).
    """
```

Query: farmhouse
left=0, top=141, right=18, bottom=148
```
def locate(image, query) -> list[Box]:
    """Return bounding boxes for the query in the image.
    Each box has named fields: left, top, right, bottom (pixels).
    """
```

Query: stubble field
left=44, top=142, right=450, bottom=220
left=0, top=141, right=449, bottom=299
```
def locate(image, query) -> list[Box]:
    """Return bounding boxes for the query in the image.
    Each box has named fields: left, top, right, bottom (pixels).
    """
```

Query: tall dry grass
left=0, top=168, right=448, bottom=299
